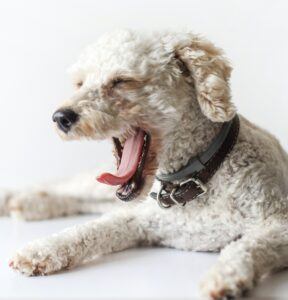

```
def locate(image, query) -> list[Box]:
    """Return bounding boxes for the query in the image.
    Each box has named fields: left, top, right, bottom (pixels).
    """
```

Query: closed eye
left=76, top=81, right=83, bottom=89
left=112, top=77, right=134, bottom=88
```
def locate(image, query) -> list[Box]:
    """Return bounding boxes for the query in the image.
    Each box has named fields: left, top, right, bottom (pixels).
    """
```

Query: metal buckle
left=156, top=177, right=207, bottom=209
left=170, top=178, right=206, bottom=207
left=156, top=184, right=171, bottom=209
left=157, top=183, right=187, bottom=208
left=170, top=187, right=186, bottom=207
left=179, top=177, right=207, bottom=196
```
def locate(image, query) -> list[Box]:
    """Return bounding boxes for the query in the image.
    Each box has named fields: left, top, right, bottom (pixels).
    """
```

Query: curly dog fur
left=2, top=30, right=288, bottom=299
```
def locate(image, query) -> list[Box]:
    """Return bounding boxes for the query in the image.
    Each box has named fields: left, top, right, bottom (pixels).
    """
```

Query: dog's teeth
left=131, top=127, right=137, bottom=135
left=119, top=128, right=136, bottom=145
left=119, top=136, right=126, bottom=146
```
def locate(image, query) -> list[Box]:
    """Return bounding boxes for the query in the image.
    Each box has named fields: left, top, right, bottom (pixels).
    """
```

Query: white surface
left=0, top=0, right=288, bottom=188
left=0, top=215, right=288, bottom=300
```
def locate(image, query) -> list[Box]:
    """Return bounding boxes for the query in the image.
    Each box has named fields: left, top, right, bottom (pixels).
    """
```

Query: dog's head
left=53, top=30, right=236, bottom=201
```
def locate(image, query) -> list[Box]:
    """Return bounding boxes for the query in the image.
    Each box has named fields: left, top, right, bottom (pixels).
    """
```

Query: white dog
left=2, top=30, right=288, bottom=300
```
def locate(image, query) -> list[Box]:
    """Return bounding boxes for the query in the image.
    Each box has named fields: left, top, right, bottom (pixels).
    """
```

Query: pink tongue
left=97, top=129, right=145, bottom=186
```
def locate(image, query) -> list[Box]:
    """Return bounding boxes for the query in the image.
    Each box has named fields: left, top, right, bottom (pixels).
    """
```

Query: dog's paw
left=9, top=238, right=71, bottom=276
left=9, top=245, right=61, bottom=276
left=200, top=265, right=253, bottom=300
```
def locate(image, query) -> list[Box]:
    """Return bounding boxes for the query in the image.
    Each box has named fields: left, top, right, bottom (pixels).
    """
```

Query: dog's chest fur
left=140, top=114, right=288, bottom=252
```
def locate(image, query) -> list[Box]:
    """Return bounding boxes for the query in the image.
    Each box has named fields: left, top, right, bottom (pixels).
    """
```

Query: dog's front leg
left=200, top=223, right=288, bottom=300
left=10, top=209, right=146, bottom=276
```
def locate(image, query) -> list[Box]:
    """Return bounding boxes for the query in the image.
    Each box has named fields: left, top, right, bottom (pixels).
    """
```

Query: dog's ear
left=175, top=38, right=236, bottom=122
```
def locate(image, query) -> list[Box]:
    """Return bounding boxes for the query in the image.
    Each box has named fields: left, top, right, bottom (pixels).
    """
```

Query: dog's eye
left=76, top=81, right=83, bottom=89
left=112, top=78, right=132, bottom=88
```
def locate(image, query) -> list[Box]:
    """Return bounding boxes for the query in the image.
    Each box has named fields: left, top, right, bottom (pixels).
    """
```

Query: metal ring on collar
left=156, top=184, right=171, bottom=209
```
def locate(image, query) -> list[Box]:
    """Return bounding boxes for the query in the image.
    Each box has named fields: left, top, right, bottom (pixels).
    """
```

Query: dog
left=2, top=29, right=288, bottom=300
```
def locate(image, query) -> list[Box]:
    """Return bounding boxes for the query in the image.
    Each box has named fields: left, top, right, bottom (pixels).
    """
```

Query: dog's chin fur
left=6, top=30, right=288, bottom=300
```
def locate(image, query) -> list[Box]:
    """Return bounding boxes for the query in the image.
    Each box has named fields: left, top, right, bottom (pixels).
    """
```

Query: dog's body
left=2, top=30, right=288, bottom=299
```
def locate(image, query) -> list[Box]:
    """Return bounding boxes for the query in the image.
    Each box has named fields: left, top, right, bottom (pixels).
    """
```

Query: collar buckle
left=156, top=183, right=172, bottom=209
left=180, top=177, right=207, bottom=196
left=156, top=177, right=207, bottom=209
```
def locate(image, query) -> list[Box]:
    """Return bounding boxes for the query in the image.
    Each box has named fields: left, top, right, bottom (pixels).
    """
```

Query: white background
left=0, top=0, right=288, bottom=189
left=1, top=1, right=288, bottom=299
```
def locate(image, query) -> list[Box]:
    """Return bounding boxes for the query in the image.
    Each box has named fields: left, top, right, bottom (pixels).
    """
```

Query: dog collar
left=150, top=115, right=240, bottom=208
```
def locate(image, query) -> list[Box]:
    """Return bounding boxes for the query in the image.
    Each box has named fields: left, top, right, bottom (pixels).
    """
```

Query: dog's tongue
left=97, top=129, right=145, bottom=186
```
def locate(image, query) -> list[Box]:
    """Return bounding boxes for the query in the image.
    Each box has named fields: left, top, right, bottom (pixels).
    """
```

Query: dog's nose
left=52, top=109, right=79, bottom=133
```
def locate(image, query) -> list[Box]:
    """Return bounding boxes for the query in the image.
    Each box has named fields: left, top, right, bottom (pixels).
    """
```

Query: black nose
left=52, top=109, right=79, bottom=133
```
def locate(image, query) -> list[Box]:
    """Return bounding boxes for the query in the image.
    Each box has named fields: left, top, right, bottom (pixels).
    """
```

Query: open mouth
left=96, top=128, right=150, bottom=201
